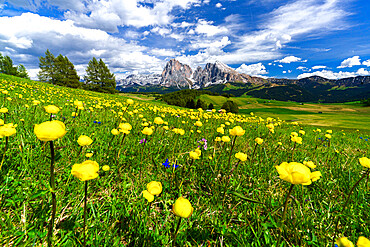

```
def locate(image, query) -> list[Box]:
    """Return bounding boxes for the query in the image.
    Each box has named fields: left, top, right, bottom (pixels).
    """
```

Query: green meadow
left=0, top=74, right=369, bottom=246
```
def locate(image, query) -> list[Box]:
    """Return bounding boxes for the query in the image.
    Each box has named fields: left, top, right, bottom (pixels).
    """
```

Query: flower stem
left=332, top=168, right=370, bottom=246
left=277, top=184, right=294, bottom=247
left=172, top=217, right=182, bottom=247
left=47, top=141, right=56, bottom=247
left=84, top=181, right=88, bottom=247
left=249, top=143, right=258, bottom=164
left=221, top=136, right=237, bottom=205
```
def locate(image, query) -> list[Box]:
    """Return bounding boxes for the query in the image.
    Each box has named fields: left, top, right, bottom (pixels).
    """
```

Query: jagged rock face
left=161, top=59, right=193, bottom=88
left=116, top=74, right=161, bottom=88
left=194, top=61, right=253, bottom=87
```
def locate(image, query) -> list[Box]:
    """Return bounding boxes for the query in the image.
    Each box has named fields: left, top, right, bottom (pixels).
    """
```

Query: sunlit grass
left=0, top=73, right=369, bottom=246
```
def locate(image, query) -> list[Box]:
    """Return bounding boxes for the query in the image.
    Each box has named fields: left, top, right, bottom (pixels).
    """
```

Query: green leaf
left=29, top=190, right=48, bottom=200
left=230, top=191, right=263, bottom=204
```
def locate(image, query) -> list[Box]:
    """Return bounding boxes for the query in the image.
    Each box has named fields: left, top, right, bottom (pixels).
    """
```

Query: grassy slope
left=198, top=94, right=370, bottom=131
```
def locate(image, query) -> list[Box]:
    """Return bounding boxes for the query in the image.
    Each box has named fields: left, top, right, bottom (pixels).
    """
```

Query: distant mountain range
left=116, top=59, right=370, bottom=103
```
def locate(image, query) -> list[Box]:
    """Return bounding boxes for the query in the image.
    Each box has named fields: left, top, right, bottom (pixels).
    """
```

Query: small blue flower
left=172, top=161, right=179, bottom=169
left=98, top=122, right=101, bottom=124
left=162, top=158, right=170, bottom=168
left=318, top=138, right=321, bottom=140
left=365, top=139, right=368, bottom=141
left=94, top=121, right=97, bottom=123
left=360, top=136, right=363, bottom=139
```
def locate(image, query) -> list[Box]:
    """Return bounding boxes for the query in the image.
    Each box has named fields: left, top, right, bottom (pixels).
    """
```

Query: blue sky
left=1, top=0, right=370, bottom=80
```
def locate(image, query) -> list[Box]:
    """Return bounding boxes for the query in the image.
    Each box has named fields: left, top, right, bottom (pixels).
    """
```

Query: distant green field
left=198, top=94, right=370, bottom=132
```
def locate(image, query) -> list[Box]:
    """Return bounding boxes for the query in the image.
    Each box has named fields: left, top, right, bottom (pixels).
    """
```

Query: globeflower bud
left=77, top=135, right=93, bottom=146
left=44, top=105, right=60, bottom=114
left=229, top=126, right=245, bottom=136
left=359, top=157, right=370, bottom=168
left=71, top=160, right=99, bottom=181
left=146, top=181, right=162, bottom=195
left=235, top=152, right=248, bottom=162
left=142, top=190, right=154, bottom=202
left=142, top=127, right=153, bottom=135
left=34, top=120, right=67, bottom=141
left=255, top=137, right=263, bottom=145
left=172, top=197, right=194, bottom=218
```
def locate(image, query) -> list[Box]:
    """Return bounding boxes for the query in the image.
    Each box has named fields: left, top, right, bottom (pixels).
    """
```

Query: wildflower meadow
left=0, top=74, right=369, bottom=246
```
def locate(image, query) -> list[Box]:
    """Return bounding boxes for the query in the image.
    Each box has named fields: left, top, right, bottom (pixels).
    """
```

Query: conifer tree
left=17, top=64, right=30, bottom=79
left=38, top=49, right=56, bottom=83
left=54, top=55, right=81, bottom=88
left=84, top=57, right=116, bottom=93
left=0, top=52, right=28, bottom=78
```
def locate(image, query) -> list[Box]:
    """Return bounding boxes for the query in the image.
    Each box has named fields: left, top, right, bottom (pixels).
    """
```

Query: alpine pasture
left=0, top=74, right=369, bottom=246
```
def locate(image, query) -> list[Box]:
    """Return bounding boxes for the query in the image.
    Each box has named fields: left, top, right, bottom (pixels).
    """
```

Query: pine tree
left=54, top=55, right=81, bottom=88
left=98, top=59, right=116, bottom=93
left=38, top=49, right=56, bottom=83
left=0, top=55, right=18, bottom=76
left=84, top=57, right=116, bottom=93
left=17, top=64, right=30, bottom=79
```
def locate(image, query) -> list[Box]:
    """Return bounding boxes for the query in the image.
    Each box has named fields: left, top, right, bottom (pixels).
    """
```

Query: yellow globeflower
left=71, top=160, right=99, bottom=181
left=229, top=126, right=245, bottom=136
left=147, top=181, right=162, bottom=195
left=299, top=130, right=305, bottom=135
left=111, top=129, right=119, bottom=135
left=34, top=120, right=67, bottom=141
left=215, top=137, right=222, bottom=142
left=189, top=150, right=200, bottom=160
left=74, top=100, right=83, bottom=108
left=336, top=237, right=354, bottom=247
left=216, top=127, right=224, bottom=134
left=359, top=157, right=370, bottom=168
left=303, top=161, right=316, bottom=169
left=310, top=171, right=322, bottom=182
left=291, top=136, right=302, bottom=144
left=275, top=162, right=319, bottom=185
left=325, top=134, right=332, bottom=139
left=44, top=105, right=60, bottom=114
left=0, top=119, right=4, bottom=125
left=154, top=117, right=164, bottom=125
left=235, top=152, right=248, bottom=162
left=127, top=99, right=134, bottom=105
left=86, top=153, right=93, bottom=158
left=142, top=127, right=153, bottom=135
left=119, top=123, right=132, bottom=134
left=77, top=135, right=93, bottom=146
left=102, top=165, right=110, bottom=171
left=255, top=137, right=264, bottom=145
left=222, top=136, right=231, bottom=143
left=172, top=197, right=194, bottom=218
left=0, top=107, right=8, bottom=113
left=290, top=132, right=298, bottom=137
left=0, top=124, right=17, bottom=137
left=194, top=121, right=202, bottom=127
left=142, top=190, right=154, bottom=202
left=327, top=129, right=333, bottom=134
left=357, top=236, right=370, bottom=247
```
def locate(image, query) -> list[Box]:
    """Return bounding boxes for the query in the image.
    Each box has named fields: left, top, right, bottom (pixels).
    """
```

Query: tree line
left=0, top=53, right=30, bottom=79
left=38, top=50, right=116, bottom=93
left=161, top=89, right=239, bottom=113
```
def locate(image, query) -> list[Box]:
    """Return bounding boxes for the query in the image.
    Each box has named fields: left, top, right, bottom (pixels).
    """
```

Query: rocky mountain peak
left=161, top=59, right=193, bottom=88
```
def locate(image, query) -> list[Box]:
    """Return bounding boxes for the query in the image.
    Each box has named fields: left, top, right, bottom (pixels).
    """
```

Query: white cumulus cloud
left=312, top=65, right=327, bottom=70
left=337, top=56, right=361, bottom=68
left=362, top=59, right=370, bottom=67
left=297, top=68, right=369, bottom=80
left=275, top=56, right=302, bottom=63
left=236, top=63, right=268, bottom=76
left=195, top=19, right=228, bottom=37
